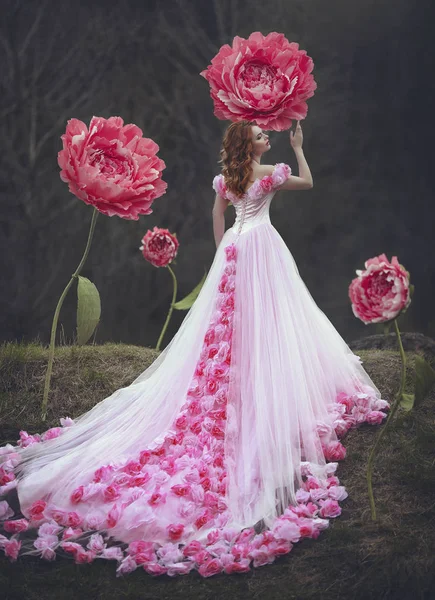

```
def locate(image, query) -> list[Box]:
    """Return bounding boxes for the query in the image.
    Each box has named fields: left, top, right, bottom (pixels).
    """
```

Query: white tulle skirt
left=0, top=222, right=389, bottom=576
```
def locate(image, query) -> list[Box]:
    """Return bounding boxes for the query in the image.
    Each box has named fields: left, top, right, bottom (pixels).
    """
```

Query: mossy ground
left=0, top=341, right=434, bottom=600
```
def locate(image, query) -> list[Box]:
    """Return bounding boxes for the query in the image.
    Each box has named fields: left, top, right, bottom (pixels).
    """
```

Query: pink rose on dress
left=87, top=533, right=105, bottom=553
left=323, top=441, right=347, bottom=462
left=103, top=485, right=121, bottom=502
left=4, top=538, right=21, bottom=561
left=93, top=465, right=114, bottom=483
left=58, top=116, right=167, bottom=220
left=198, top=557, right=223, bottom=577
left=0, top=501, right=14, bottom=520
left=116, top=554, right=138, bottom=575
left=318, top=499, right=342, bottom=518
left=4, top=519, right=29, bottom=533
left=327, top=485, right=348, bottom=501
left=366, top=410, right=387, bottom=425
left=200, top=32, right=317, bottom=131
left=42, top=427, right=63, bottom=441
left=107, top=505, right=121, bottom=529
left=167, top=523, right=184, bottom=541
left=102, top=546, right=124, bottom=561
left=17, top=431, right=41, bottom=448
left=224, top=243, right=237, bottom=261
left=145, top=562, right=168, bottom=576
left=212, top=174, right=228, bottom=199
left=140, top=226, right=179, bottom=268
left=272, top=520, right=301, bottom=543
left=71, top=486, right=85, bottom=504
left=349, top=254, right=412, bottom=324
left=260, top=176, right=274, bottom=194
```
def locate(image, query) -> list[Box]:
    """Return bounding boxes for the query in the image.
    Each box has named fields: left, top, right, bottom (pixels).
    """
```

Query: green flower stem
left=41, top=208, right=99, bottom=421
left=156, top=264, right=177, bottom=352
left=366, top=318, right=407, bottom=520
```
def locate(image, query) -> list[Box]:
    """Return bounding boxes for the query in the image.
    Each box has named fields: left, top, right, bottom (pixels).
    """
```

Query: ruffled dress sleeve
left=212, top=174, right=227, bottom=199
left=271, top=163, right=292, bottom=189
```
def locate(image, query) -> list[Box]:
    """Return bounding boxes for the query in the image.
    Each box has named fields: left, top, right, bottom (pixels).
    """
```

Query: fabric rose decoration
left=348, top=253, right=412, bottom=324
left=58, top=116, right=167, bottom=220
left=140, top=227, right=179, bottom=268
left=200, top=32, right=317, bottom=131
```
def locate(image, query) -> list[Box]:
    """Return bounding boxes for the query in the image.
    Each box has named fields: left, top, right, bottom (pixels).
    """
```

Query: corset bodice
left=212, top=163, right=291, bottom=237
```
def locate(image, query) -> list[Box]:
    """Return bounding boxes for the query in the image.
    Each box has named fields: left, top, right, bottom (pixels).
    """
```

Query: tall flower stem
left=156, top=264, right=177, bottom=352
left=366, top=318, right=407, bottom=520
left=41, top=208, right=99, bottom=421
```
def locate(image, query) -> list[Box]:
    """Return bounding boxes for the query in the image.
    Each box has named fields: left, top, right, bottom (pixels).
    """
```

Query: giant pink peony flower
left=140, top=226, right=179, bottom=268
left=58, top=116, right=167, bottom=219
left=349, top=254, right=412, bottom=324
left=200, top=32, right=317, bottom=131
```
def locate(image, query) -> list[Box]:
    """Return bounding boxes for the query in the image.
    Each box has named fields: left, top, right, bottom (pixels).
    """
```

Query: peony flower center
left=240, top=61, right=278, bottom=91
left=89, top=146, right=133, bottom=180
left=368, top=273, right=393, bottom=296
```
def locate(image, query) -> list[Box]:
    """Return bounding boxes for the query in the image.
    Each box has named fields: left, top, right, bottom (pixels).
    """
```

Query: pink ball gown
left=0, top=163, right=389, bottom=576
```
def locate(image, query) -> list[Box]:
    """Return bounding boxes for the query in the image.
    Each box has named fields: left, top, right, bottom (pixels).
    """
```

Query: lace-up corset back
left=212, top=163, right=292, bottom=237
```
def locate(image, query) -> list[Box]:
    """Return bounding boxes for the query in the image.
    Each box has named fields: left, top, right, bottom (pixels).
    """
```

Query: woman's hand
left=290, top=120, right=303, bottom=149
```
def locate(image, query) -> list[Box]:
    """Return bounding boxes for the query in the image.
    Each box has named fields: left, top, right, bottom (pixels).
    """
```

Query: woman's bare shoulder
left=252, top=164, right=275, bottom=179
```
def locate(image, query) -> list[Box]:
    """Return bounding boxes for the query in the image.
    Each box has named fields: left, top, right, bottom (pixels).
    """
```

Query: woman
left=0, top=121, right=388, bottom=576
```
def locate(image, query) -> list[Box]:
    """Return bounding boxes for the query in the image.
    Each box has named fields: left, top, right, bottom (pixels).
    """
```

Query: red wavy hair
left=219, top=120, right=255, bottom=197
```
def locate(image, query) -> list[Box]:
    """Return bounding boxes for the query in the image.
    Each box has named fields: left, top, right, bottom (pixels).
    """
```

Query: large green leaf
left=173, top=270, right=207, bottom=310
left=414, top=355, right=435, bottom=407
left=76, top=276, right=101, bottom=345
left=399, top=392, right=415, bottom=412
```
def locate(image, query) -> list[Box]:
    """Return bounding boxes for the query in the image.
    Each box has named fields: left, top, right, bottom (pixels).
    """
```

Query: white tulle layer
left=0, top=221, right=389, bottom=576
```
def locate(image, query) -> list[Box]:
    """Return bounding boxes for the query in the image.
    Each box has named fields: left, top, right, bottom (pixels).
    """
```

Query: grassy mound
left=0, top=341, right=434, bottom=600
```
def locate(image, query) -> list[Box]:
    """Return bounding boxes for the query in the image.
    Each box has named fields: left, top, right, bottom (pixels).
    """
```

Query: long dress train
left=0, top=163, right=389, bottom=576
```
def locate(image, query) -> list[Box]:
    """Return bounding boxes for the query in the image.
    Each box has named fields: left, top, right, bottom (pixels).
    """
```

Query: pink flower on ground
left=349, top=253, right=412, bottom=324
left=140, top=226, right=179, bottom=267
left=200, top=32, right=317, bottom=131
left=58, top=116, right=167, bottom=220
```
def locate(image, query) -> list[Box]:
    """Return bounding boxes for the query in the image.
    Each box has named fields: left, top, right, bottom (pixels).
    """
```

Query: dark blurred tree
left=0, top=0, right=432, bottom=348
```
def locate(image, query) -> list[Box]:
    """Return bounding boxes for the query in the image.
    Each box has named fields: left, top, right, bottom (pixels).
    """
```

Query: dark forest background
left=0, top=0, right=433, bottom=350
